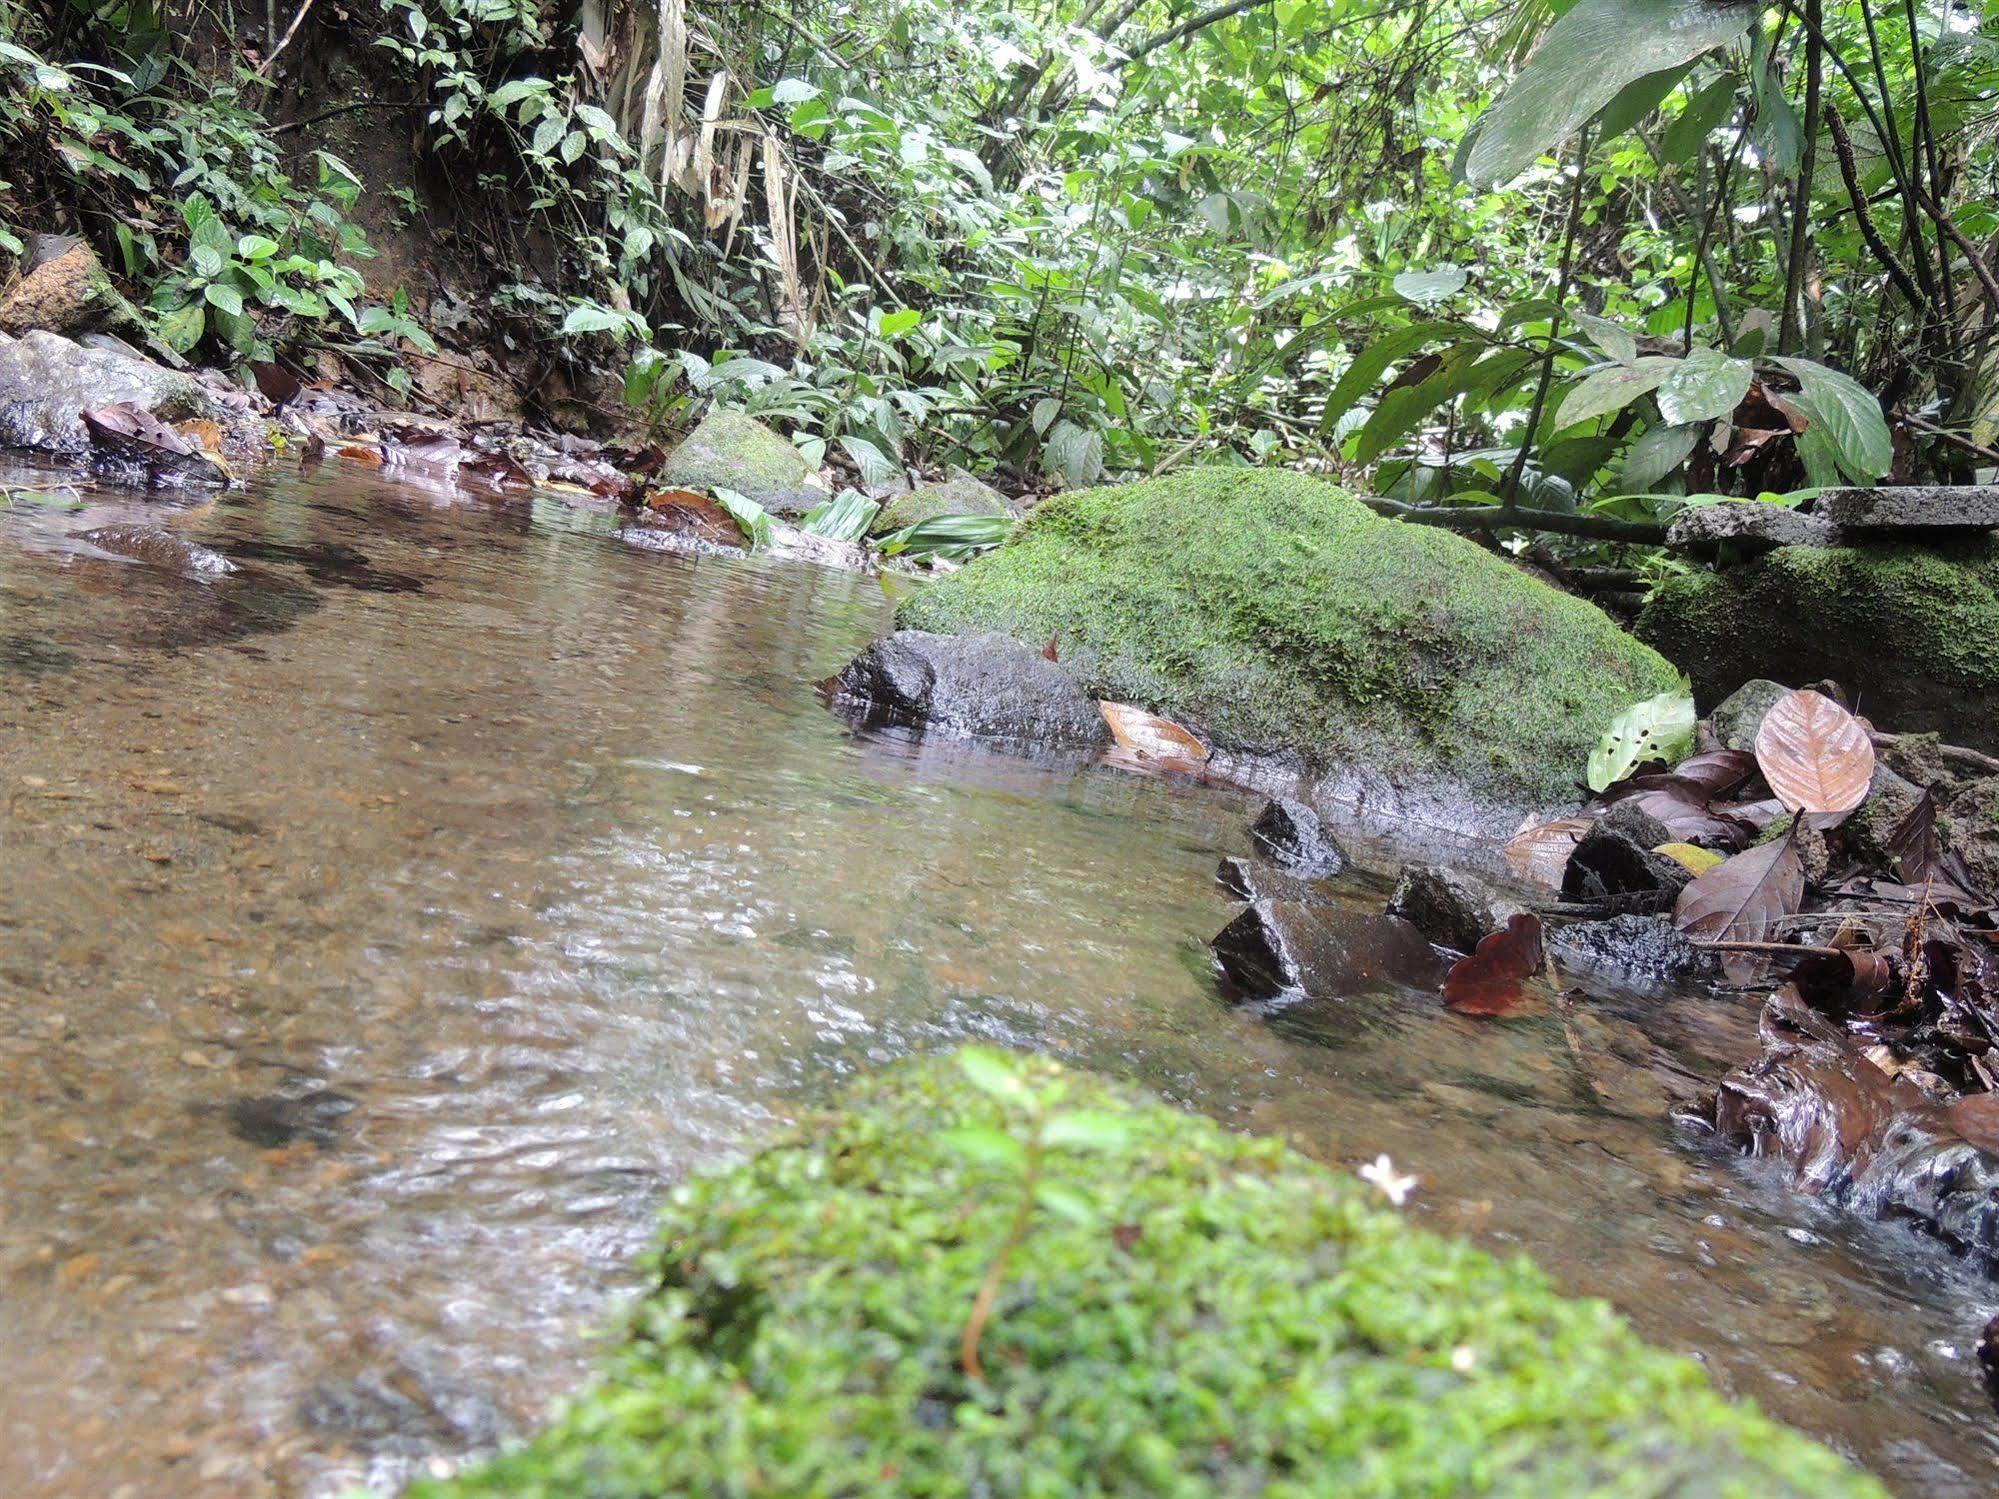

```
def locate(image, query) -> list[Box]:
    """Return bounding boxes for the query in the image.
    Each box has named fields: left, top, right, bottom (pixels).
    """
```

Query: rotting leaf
left=1791, top=947, right=1897, bottom=1016
left=1655, top=842, right=1725, bottom=877
left=1755, top=688, right=1875, bottom=815
left=1674, top=832, right=1806, bottom=982
left=1099, top=702, right=1209, bottom=771
left=1443, top=913, right=1546, bottom=1017
left=1503, top=813, right=1595, bottom=890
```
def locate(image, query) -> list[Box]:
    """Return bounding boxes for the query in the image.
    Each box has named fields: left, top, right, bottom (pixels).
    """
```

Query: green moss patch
left=871, top=468, right=1010, bottom=536
left=1638, top=539, right=1999, bottom=754
left=421, top=1055, right=1876, bottom=1498
left=895, top=469, right=1680, bottom=807
left=659, top=408, right=825, bottom=516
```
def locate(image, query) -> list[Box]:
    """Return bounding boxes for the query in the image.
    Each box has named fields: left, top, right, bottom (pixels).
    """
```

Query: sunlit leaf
left=1587, top=690, right=1696, bottom=791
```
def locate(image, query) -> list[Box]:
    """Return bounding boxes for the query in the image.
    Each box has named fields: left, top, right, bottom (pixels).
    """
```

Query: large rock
left=1667, top=500, right=1839, bottom=557
left=0, top=328, right=209, bottom=453
left=417, top=1054, right=1881, bottom=1499
left=1816, top=486, right=1999, bottom=533
left=0, top=235, right=126, bottom=337
left=829, top=630, right=1111, bottom=750
left=868, top=467, right=1009, bottom=537
left=1211, top=901, right=1447, bottom=1001
left=657, top=408, right=826, bottom=517
left=1639, top=538, right=1999, bottom=755
left=895, top=470, right=1682, bottom=811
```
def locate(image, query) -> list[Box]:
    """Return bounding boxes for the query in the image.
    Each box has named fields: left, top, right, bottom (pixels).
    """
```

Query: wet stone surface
left=1, top=459, right=1998, bottom=1497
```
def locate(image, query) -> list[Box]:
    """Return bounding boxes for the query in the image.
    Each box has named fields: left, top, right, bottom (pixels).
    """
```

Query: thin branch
left=1364, top=496, right=1666, bottom=544
left=1119, top=0, right=1280, bottom=67
left=1501, top=123, right=1590, bottom=515
left=255, top=0, right=317, bottom=79
left=1825, top=107, right=1927, bottom=314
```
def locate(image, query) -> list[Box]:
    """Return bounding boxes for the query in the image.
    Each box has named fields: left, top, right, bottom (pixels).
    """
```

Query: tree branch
left=1363, top=496, right=1666, bottom=544
left=1118, top=0, right=1280, bottom=68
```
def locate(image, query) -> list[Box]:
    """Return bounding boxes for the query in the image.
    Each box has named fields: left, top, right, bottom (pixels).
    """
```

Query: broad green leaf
left=1556, top=356, right=1676, bottom=427
left=877, top=513, right=1013, bottom=560
left=1570, top=310, right=1638, bottom=365
left=202, top=281, right=244, bottom=316
left=1466, top=0, right=1757, bottom=187
left=1319, top=321, right=1471, bottom=432
left=957, top=1047, right=1025, bottom=1100
left=1391, top=264, right=1467, bottom=306
left=1588, top=690, right=1697, bottom=792
left=839, top=434, right=899, bottom=487
left=1618, top=422, right=1698, bottom=490
left=939, top=1126, right=1026, bottom=1167
left=1596, top=64, right=1692, bottom=139
left=712, top=486, right=774, bottom=551
left=1658, top=74, right=1739, bottom=165
left=1771, top=357, right=1892, bottom=482
left=877, top=308, right=921, bottom=339
left=1033, top=1181, right=1097, bottom=1224
left=1655, top=346, right=1751, bottom=425
left=1045, top=420, right=1104, bottom=486
left=801, top=488, right=879, bottom=542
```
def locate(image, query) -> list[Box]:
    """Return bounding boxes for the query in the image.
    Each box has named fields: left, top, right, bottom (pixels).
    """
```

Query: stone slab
left=1816, top=486, right=1999, bottom=532
left=1667, top=501, right=1841, bottom=556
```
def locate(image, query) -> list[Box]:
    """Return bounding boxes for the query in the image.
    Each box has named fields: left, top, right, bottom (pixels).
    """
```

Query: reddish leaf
left=80, top=401, right=196, bottom=456
left=1503, top=813, right=1595, bottom=889
left=1043, top=634, right=1060, bottom=663
left=250, top=360, right=304, bottom=407
left=1885, top=791, right=1943, bottom=885
left=1674, top=834, right=1807, bottom=982
left=461, top=449, right=535, bottom=492
left=1099, top=701, right=1209, bottom=771
left=1605, top=786, right=1759, bottom=848
left=1443, top=913, right=1545, bottom=1017
left=639, top=488, right=746, bottom=549
left=1755, top=688, right=1875, bottom=815
left=1790, top=947, right=1897, bottom=1015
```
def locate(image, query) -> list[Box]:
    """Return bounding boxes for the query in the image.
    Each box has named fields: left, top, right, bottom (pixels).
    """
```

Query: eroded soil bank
left=1, top=464, right=1996, bottom=1496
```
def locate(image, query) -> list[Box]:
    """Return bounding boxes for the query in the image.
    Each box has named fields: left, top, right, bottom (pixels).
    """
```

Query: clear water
left=1, top=462, right=1993, bottom=1496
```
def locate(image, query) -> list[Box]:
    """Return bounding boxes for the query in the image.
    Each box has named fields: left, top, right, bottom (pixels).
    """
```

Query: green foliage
left=416, top=1053, right=1878, bottom=1498
left=876, top=512, right=1015, bottom=561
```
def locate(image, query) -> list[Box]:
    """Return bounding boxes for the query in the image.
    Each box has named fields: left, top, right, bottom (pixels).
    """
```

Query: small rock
left=1708, top=678, right=1791, bottom=753
left=78, top=525, right=237, bottom=575
left=1846, top=763, right=1928, bottom=872
left=830, top=630, right=1111, bottom=750
left=226, top=1089, right=358, bottom=1149
left=1816, top=486, right=1999, bottom=533
left=0, top=237, right=123, bottom=337
left=1386, top=865, right=1527, bottom=954
left=1216, top=855, right=1330, bottom=905
left=1945, top=776, right=1999, bottom=899
left=1211, top=900, right=1447, bottom=1002
left=1562, top=802, right=1691, bottom=906
left=1668, top=502, right=1840, bottom=557
left=869, top=468, right=1010, bottom=537
left=658, top=408, right=826, bottom=517
left=1249, top=797, right=1345, bottom=878
left=1548, top=915, right=1714, bottom=986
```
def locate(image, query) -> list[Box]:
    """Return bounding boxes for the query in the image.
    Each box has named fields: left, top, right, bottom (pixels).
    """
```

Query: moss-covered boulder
left=1638, top=539, right=1999, bottom=754
left=420, top=1053, right=1877, bottom=1498
left=658, top=408, right=826, bottom=517
left=894, top=469, right=1681, bottom=809
left=870, top=467, right=1010, bottom=536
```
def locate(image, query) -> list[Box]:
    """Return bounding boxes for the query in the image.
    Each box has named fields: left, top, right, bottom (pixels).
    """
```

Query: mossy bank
left=895, top=470, right=1681, bottom=811
left=1638, top=538, right=1999, bottom=755
left=417, top=1054, right=1877, bottom=1498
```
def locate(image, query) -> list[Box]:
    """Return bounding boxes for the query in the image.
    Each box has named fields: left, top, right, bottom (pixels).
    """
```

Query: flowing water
left=1, top=462, right=1994, bottom=1497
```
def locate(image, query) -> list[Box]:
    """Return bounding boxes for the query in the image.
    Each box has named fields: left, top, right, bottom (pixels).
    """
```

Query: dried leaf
left=639, top=488, right=747, bottom=549
left=1755, top=688, right=1875, bottom=815
left=1043, top=634, right=1059, bottom=663
left=1443, top=913, right=1546, bottom=1017
left=175, top=417, right=225, bottom=454
left=337, top=443, right=384, bottom=467
left=460, top=450, right=535, bottom=492
left=1503, top=813, right=1595, bottom=889
left=1791, top=947, right=1897, bottom=1015
left=1674, top=834, right=1806, bottom=982
left=1098, top=702, right=1209, bottom=770
left=1885, top=791, right=1942, bottom=885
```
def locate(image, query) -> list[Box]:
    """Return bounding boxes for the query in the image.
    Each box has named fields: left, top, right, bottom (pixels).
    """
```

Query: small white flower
left=1359, top=1153, right=1419, bottom=1207
left=1450, top=1345, right=1477, bottom=1373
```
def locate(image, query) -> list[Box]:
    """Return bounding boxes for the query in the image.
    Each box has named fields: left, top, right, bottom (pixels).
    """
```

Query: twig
left=1364, top=495, right=1666, bottom=544
left=255, top=0, right=317, bottom=79
left=1896, top=411, right=1999, bottom=468
left=1871, top=731, right=1999, bottom=776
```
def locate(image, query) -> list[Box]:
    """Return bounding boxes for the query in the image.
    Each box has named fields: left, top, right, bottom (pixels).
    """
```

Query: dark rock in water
left=1708, top=678, right=1790, bottom=753
left=78, top=524, right=237, bottom=575
left=1668, top=502, right=1840, bottom=557
left=1216, top=855, right=1330, bottom=905
left=227, top=1089, right=358, bottom=1148
left=1562, top=802, right=1689, bottom=906
left=1816, top=486, right=1999, bottom=533
left=300, top=1364, right=505, bottom=1451
left=1212, top=900, right=1447, bottom=1003
left=1548, top=915, right=1713, bottom=986
left=1249, top=797, right=1345, bottom=877
left=831, top=630, right=1110, bottom=749
left=1713, top=993, right=1999, bottom=1263
left=1386, top=864, right=1526, bottom=954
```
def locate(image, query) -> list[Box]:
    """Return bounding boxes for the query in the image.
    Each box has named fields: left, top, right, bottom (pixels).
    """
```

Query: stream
left=2, top=462, right=1996, bottom=1496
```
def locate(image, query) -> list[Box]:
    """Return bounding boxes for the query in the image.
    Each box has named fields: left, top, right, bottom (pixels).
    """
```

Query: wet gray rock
left=1709, top=678, right=1790, bottom=752
left=1249, top=797, right=1345, bottom=878
left=1216, top=855, right=1330, bottom=906
left=299, top=1364, right=505, bottom=1451
left=1548, top=915, right=1713, bottom=987
left=831, top=630, right=1111, bottom=749
left=869, top=468, right=1011, bottom=537
left=0, top=329, right=210, bottom=453
left=1211, top=900, right=1446, bottom=1003
left=1387, top=865, right=1528, bottom=954
left=78, top=525, right=238, bottom=575
left=1562, top=801, right=1690, bottom=907
left=226, top=1088, right=357, bottom=1148
left=1816, top=486, right=1999, bottom=533
left=1668, top=502, right=1840, bottom=557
